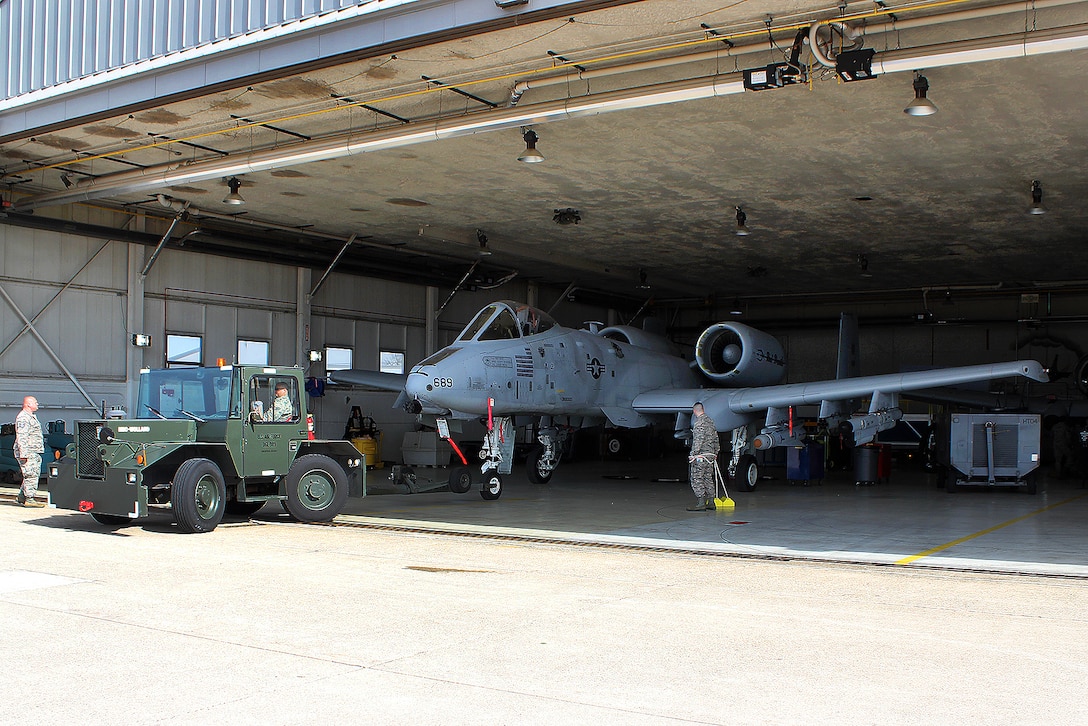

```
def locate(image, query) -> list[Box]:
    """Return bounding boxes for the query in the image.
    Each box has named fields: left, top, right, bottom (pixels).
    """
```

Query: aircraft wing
left=633, top=360, right=1048, bottom=431
left=327, top=369, right=408, bottom=393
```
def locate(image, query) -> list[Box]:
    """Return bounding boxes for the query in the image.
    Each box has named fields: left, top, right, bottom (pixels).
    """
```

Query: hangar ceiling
left=3, top=0, right=1088, bottom=311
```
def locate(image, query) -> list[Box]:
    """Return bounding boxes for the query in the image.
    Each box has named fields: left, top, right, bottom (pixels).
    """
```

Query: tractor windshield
left=136, top=367, right=234, bottom=420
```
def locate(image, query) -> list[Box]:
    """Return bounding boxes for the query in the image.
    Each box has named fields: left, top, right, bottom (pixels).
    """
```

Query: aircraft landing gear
left=481, top=473, right=503, bottom=500
left=726, top=426, right=760, bottom=492
left=526, top=425, right=567, bottom=484
left=448, top=466, right=473, bottom=494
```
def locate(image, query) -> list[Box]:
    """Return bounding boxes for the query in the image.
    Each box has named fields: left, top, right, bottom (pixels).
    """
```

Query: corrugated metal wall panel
left=1, top=0, right=371, bottom=99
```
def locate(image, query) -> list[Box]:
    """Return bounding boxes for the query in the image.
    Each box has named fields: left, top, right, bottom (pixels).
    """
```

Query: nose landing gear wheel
left=481, top=474, right=503, bottom=500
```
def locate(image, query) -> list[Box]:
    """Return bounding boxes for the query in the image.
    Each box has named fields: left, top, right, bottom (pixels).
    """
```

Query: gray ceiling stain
left=84, top=124, right=137, bottom=140
left=34, top=135, right=89, bottom=151
left=137, top=108, right=188, bottom=125
left=256, top=77, right=334, bottom=100
left=387, top=198, right=430, bottom=207
left=365, top=65, right=397, bottom=80
left=280, top=191, right=305, bottom=197
left=209, top=97, right=251, bottom=112
left=167, top=185, right=208, bottom=195
left=0, top=148, right=39, bottom=161
left=270, top=169, right=310, bottom=178
left=349, top=207, right=370, bottom=213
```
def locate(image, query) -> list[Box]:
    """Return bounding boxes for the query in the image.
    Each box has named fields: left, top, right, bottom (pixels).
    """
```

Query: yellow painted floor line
left=897, top=493, right=1088, bottom=565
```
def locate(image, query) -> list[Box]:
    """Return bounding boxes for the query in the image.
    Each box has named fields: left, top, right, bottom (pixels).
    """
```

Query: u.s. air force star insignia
left=586, top=357, right=605, bottom=379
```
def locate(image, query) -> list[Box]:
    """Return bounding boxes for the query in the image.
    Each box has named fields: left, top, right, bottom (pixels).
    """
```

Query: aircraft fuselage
left=404, top=325, right=699, bottom=422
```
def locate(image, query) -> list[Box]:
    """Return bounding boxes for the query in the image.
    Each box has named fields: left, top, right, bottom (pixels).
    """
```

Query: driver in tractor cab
left=266, top=382, right=295, bottom=422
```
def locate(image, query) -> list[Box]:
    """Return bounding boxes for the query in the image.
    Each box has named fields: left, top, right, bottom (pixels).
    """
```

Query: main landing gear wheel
left=172, top=458, right=227, bottom=533
left=448, top=466, right=473, bottom=494
left=285, top=454, right=349, bottom=522
left=481, top=474, right=503, bottom=500
left=526, top=446, right=553, bottom=484
left=734, top=454, right=759, bottom=492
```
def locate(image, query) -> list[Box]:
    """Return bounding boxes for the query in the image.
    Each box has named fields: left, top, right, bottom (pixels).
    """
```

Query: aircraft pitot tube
left=694, top=321, right=788, bottom=386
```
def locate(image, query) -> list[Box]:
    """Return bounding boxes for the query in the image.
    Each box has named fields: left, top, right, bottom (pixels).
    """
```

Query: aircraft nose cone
left=404, top=370, right=430, bottom=399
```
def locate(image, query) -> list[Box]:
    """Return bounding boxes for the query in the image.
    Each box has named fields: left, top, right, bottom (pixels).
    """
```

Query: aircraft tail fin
left=837, top=313, right=860, bottom=380
left=818, top=313, right=860, bottom=421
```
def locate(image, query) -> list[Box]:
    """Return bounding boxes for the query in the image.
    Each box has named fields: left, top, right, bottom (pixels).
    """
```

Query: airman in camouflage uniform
left=267, top=382, right=294, bottom=422
left=687, top=402, right=719, bottom=511
left=14, top=396, right=46, bottom=507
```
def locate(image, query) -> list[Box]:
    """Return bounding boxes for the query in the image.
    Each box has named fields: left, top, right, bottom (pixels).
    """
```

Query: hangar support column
left=296, top=268, right=313, bottom=368
left=425, top=286, right=437, bottom=356
left=126, top=243, right=146, bottom=412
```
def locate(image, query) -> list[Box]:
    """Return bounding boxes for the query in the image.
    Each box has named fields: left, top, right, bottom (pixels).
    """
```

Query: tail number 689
left=432, top=377, right=454, bottom=388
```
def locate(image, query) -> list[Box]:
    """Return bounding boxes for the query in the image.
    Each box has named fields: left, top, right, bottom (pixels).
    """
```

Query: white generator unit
left=946, top=413, right=1041, bottom=493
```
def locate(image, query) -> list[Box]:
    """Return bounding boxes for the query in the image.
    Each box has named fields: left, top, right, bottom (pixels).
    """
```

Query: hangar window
left=166, top=334, right=202, bottom=368
left=237, top=340, right=269, bottom=366
left=325, top=346, right=353, bottom=371
left=380, top=351, right=405, bottom=374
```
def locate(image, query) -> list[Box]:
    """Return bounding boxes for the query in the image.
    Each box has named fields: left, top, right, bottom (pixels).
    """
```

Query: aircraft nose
left=404, top=369, right=430, bottom=399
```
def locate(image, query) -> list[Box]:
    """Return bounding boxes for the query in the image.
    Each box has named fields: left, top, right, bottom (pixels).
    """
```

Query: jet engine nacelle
left=695, top=322, right=787, bottom=386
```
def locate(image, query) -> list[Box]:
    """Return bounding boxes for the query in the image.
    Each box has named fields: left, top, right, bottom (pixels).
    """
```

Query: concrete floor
left=340, top=455, right=1088, bottom=578
left=3, top=494, right=1088, bottom=724
left=4, top=453, right=1086, bottom=579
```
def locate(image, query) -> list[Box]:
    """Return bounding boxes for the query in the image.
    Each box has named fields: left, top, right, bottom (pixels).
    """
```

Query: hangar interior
left=2, top=0, right=1088, bottom=574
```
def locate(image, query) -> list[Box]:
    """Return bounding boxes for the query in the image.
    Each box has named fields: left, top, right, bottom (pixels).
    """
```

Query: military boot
left=686, top=497, right=706, bottom=511
left=705, top=496, right=717, bottom=510
left=16, top=491, right=26, bottom=505
left=23, top=498, right=46, bottom=508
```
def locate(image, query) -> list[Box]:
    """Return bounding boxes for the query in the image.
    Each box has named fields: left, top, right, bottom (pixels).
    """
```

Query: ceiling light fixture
left=553, top=208, right=581, bottom=225
left=476, top=228, right=493, bottom=256
left=730, top=298, right=744, bottom=316
left=637, top=268, right=651, bottom=289
left=904, top=72, right=937, bottom=116
left=222, top=177, right=245, bottom=205
left=735, top=206, right=750, bottom=236
left=1028, top=180, right=1047, bottom=215
left=835, top=48, right=877, bottom=82
left=517, top=128, right=544, bottom=163
left=858, top=254, right=872, bottom=277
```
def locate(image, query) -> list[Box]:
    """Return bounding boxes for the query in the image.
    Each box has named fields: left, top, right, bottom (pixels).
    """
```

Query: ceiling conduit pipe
left=866, top=0, right=1085, bottom=34
left=511, top=0, right=1087, bottom=99
left=809, top=21, right=866, bottom=68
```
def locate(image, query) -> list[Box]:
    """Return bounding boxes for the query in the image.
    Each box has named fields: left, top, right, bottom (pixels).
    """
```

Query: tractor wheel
left=172, top=458, right=226, bottom=533
left=285, top=454, right=349, bottom=522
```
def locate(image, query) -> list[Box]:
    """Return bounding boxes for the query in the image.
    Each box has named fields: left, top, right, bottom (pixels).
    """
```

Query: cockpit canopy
left=457, top=301, right=557, bottom=341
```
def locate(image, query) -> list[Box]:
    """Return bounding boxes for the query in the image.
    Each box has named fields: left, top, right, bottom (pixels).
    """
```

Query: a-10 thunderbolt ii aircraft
left=330, top=300, right=1047, bottom=500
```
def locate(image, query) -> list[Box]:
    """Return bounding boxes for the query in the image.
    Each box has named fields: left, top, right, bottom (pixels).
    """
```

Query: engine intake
left=695, top=322, right=787, bottom=386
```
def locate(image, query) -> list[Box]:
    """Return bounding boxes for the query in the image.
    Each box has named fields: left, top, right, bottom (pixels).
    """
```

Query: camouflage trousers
left=689, top=457, right=716, bottom=498
left=20, top=453, right=41, bottom=499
